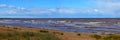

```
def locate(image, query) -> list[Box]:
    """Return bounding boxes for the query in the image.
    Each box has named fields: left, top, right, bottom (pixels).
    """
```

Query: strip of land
left=0, top=25, right=120, bottom=40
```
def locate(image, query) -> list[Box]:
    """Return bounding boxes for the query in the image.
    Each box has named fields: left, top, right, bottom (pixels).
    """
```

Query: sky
left=0, top=0, right=120, bottom=18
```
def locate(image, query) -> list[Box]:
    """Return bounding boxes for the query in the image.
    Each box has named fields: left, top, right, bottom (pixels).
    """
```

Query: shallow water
left=0, top=19, right=120, bottom=34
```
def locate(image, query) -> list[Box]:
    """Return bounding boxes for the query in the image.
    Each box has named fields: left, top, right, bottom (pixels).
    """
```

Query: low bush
left=22, top=31, right=60, bottom=40
left=0, top=32, right=19, bottom=39
left=103, top=35, right=120, bottom=40
left=37, top=33, right=60, bottom=40
left=13, top=27, right=18, bottom=30
left=60, top=33, right=64, bottom=35
left=77, top=33, right=81, bottom=36
left=91, top=34, right=101, bottom=40
left=39, top=30, right=49, bottom=33
left=22, top=32, right=35, bottom=38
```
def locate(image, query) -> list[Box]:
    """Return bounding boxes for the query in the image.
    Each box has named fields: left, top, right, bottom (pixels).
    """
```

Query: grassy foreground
left=0, top=25, right=120, bottom=40
left=0, top=25, right=60, bottom=40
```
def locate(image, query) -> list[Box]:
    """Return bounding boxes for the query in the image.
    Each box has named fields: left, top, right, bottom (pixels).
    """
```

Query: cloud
left=0, top=4, right=7, bottom=7
left=97, top=0, right=120, bottom=16
left=1, top=0, right=120, bottom=18
left=0, top=4, right=28, bottom=14
left=94, top=0, right=120, bottom=17
left=1, top=1, right=120, bottom=18
left=0, top=4, right=100, bottom=14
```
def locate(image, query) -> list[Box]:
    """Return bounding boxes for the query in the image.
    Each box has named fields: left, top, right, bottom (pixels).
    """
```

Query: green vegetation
left=0, top=31, right=60, bottom=40
left=1, top=26, right=120, bottom=40
left=38, top=33, right=60, bottom=40
left=0, top=32, right=20, bottom=40
left=13, top=27, right=18, bottom=29
left=60, top=33, right=64, bottom=35
left=91, top=34, right=120, bottom=40
left=13, top=27, right=21, bottom=30
left=53, top=32, right=64, bottom=35
left=39, top=30, right=49, bottom=33
left=77, top=33, right=81, bottom=36
left=0, top=32, right=19, bottom=38
left=91, top=34, right=101, bottom=40
left=103, top=34, right=120, bottom=40
left=22, top=31, right=60, bottom=40
left=22, top=32, right=35, bottom=38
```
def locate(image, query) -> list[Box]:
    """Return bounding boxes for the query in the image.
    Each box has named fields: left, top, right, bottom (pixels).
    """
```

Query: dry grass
left=0, top=25, right=60, bottom=40
left=0, top=25, right=120, bottom=40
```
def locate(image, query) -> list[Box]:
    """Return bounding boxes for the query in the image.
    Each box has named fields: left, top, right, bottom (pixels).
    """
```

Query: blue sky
left=0, top=0, right=120, bottom=18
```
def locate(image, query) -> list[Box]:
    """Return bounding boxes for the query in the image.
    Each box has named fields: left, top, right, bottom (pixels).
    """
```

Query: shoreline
left=0, top=25, right=119, bottom=35
left=0, top=25, right=120, bottom=40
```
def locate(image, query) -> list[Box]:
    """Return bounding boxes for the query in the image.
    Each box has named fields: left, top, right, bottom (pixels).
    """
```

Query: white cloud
left=94, top=9, right=98, bottom=12
left=0, top=4, right=7, bottom=7
left=0, top=4, right=100, bottom=14
left=94, top=0, right=120, bottom=17
left=0, top=4, right=27, bottom=14
left=94, top=0, right=120, bottom=14
left=1, top=1, right=120, bottom=17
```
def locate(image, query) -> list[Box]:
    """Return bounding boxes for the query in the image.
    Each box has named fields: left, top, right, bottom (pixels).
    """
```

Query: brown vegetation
left=0, top=25, right=120, bottom=40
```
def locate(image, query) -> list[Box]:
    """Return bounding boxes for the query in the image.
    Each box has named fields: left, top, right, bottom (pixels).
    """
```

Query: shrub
left=0, top=32, right=19, bottom=39
left=77, top=33, right=81, bottom=36
left=92, top=34, right=101, bottom=40
left=13, top=27, right=18, bottom=29
left=0, top=30, right=59, bottom=40
left=15, top=32, right=19, bottom=35
left=39, top=30, right=49, bottom=33
left=22, top=31, right=60, bottom=40
left=0, top=33, right=4, bottom=38
left=103, top=35, right=120, bottom=40
left=53, top=32, right=59, bottom=34
left=5, top=32, right=15, bottom=37
left=60, top=33, right=64, bottom=35
left=22, top=32, right=35, bottom=38
left=53, top=32, right=64, bottom=35
left=37, top=33, right=60, bottom=40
